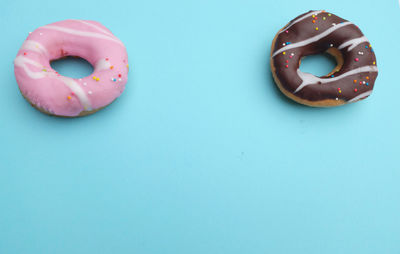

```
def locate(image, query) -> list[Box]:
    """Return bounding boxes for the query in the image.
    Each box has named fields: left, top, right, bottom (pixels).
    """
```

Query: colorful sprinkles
left=14, top=20, right=131, bottom=117
left=275, top=10, right=377, bottom=103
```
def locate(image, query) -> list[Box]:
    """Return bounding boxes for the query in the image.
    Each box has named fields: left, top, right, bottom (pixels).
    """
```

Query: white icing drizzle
left=338, top=36, right=369, bottom=51
left=21, top=40, right=48, bottom=56
left=279, top=10, right=324, bottom=34
left=14, top=55, right=46, bottom=79
left=95, top=58, right=111, bottom=71
left=347, top=90, right=372, bottom=103
left=295, top=65, right=378, bottom=93
left=272, top=22, right=354, bottom=57
left=57, top=76, right=92, bottom=110
left=75, top=20, right=113, bottom=36
left=14, top=55, right=92, bottom=111
left=41, top=25, right=123, bottom=46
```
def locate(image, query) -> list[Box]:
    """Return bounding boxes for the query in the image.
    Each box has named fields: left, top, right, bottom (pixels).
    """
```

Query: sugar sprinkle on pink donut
left=14, top=20, right=129, bottom=117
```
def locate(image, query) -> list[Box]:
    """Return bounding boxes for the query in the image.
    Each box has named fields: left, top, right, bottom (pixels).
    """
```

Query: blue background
left=1, top=0, right=399, bottom=253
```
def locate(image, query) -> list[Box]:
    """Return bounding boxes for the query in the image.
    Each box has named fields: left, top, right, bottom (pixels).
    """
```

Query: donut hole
left=50, top=56, right=94, bottom=79
left=299, top=50, right=342, bottom=78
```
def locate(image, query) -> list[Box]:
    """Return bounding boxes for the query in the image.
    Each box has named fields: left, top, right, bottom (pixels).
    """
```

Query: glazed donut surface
left=14, top=20, right=129, bottom=117
left=270, top=10, right=378, bottom=107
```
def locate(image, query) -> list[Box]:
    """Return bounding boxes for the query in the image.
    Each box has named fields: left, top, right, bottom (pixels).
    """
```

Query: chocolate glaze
left=271, top=11, right=378, bottom=104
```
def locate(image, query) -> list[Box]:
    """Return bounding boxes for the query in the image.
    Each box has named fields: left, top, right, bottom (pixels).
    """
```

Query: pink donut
left=14, top=20, right=129, bottom=117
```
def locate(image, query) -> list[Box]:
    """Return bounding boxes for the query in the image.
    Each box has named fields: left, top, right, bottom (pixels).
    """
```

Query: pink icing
left=14, top=20, right=129, bottom=116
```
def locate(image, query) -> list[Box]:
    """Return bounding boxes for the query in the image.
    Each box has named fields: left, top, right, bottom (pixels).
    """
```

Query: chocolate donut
left=270, top=10, right=378, bottom=107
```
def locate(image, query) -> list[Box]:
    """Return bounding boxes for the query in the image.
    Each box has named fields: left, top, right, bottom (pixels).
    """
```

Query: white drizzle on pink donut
left=14, top=55, right=92, bottom=110
left=74, top=20, right=114, bottom=36
left=95, top=58, right=112, bottom=71
left=14, top=20, right=129, bottom=116
left=41, top=25, right=123, bottom=46
left=21, top=40, right=48, bottom=56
